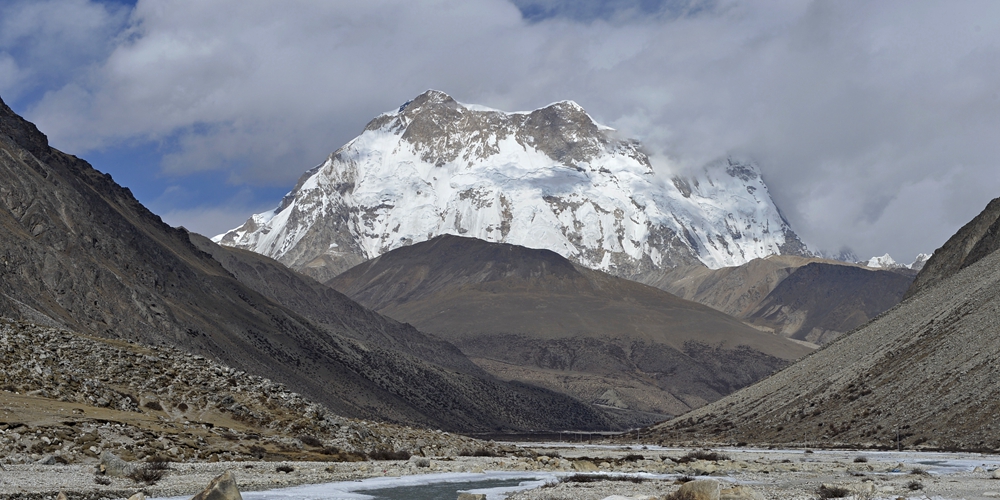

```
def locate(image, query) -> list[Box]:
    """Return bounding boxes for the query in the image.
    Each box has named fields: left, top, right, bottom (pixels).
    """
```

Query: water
left=227, top=472, right=554, bottom=500
left=361, top=477, right=529, bottom=499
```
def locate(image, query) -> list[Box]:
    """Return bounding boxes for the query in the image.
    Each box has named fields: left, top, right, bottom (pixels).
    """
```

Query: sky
left=2, top=0, right=999, bottom=262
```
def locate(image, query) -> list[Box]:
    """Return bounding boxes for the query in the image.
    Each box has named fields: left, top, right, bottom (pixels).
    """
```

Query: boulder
left=36, top=455, right=56, bottom=465
left=128, top=494, right=146, bottom=500
left=992, top=468, right=1000, bottom=479
left=56, top=493, right=67, bottom=500
left=670, top=479, right=721, bottom=500
left=190, top=471, right=243, bottom=500
left=99, top=451, right=133, bottom=477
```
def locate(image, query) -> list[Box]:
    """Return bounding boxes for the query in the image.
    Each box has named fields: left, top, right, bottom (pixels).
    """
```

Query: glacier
left=216, top=90, right=809, bottom=282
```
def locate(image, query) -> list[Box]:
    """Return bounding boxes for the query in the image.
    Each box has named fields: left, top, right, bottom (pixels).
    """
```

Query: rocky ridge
left=645, top=197, right=1000, bottom=450
left=216, top=90, right=809, bottom=283
left=906, top=197, right=1000, bottom=299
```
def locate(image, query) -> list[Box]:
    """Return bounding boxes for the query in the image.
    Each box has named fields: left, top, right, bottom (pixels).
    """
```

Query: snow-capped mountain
left=908, top=253, right=932, bottom=271
left=866, top=253, right=902, bottom=269
left=215, top=90, right=809, bottom=282
left=863, top=253, right=932, bottom=270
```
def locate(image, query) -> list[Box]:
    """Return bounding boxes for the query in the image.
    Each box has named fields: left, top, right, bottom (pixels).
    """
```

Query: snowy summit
left=215, top=90, right=809, bottom=282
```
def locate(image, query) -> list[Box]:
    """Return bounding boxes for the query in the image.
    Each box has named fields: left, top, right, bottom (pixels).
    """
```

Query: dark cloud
left=3, top=0, right=999, bottom=261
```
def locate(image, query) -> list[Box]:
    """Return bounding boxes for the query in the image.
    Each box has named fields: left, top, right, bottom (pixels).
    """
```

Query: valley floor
left=5, top=446, right=1000, bottom=499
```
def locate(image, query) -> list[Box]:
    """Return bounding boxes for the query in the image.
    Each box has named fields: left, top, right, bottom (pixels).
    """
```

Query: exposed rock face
left=647, top=198, right=1000, bottom=450
left=0, top=95, right=608, bottom=433
left=217, top=90, right=809, bottom=283
left=328, top=235, right=812, bottom=426
left=640, top=255, right=914, bottom=344
left=906, top=197, right=1000, bottom=299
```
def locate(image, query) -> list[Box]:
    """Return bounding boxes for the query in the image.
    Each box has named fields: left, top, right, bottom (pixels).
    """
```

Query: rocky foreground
left=4, top=446, right=1000, bottom=499
left=0, top=319, right=507, bottom=466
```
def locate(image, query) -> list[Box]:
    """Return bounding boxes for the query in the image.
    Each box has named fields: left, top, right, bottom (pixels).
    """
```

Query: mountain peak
left=866, top=253, right=900, bottom=268
left=219, top=91, right=811, bottom=282
left=398, top=89, right=461, bottom=114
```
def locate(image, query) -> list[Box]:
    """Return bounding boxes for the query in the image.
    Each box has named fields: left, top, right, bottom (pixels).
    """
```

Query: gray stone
left=457, top=494, right=486, bottom=500
left=36, top=454, right=56, bottom=465
left=190, top=471, right=243, bottom=500
left=99, top=451, right=133, bottom=477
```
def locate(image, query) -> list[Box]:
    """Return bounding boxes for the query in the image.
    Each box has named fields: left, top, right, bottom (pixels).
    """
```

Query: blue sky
left=2, top=0, right=1000, bottom=262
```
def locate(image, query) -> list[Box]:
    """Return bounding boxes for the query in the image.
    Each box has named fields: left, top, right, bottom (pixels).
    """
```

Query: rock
left=56, top=493, right=67, bottom=500
left=36, top=455, right=56, bottom=465
left=98, top=451, right=132, bottom=477
left=128, top=493, right=146, bottom=500
left=190, top=471, right=243, bottom=500
left=720, top=485, right=765, bottom=500
left=573, top=460, right=599, bottom=472
left=670, top=479, right=721, bottom=500
left=992, top=468, right=1000, bottom=479
left=602, top=496, right=658, bottom=500
left=457, top=494, right=486, bottom=500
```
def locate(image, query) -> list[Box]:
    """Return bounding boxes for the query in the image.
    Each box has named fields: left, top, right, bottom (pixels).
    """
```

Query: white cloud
left=0, top=0, right=127, bottom=102
left=12, top=0, right=1000, bottom=259
left=153, top=186, right=277, bottom=238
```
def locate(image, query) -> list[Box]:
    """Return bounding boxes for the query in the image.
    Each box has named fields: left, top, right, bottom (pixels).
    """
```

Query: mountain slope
left=0, top=95, right=610, bottom=433
left=216, top=90, right=808, bottom=283
left=647, top=197, right=1000, bottom=450
left=0, top=319, right=501, bottom=465
left=906, top=197, right=1000, bottom=299
left=328, top=234, right=813, bottom=426
left=642, top=256, right=915, bottom=344
left=186, top=232, right=483, bottom=375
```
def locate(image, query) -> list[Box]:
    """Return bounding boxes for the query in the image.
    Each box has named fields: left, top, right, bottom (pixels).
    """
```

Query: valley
left=1, top=87, right=996, bottom=500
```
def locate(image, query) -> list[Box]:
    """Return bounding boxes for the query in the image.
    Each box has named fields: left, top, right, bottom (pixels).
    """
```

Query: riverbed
left=6, top=445, right=1000, bottom=499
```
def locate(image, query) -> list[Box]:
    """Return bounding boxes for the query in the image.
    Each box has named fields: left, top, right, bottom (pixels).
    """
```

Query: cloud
left=10, top=0, right=1000, bottom=261
left=0, top=0, right=128, bottom=102
left=152, top=185, right=278, bottom=238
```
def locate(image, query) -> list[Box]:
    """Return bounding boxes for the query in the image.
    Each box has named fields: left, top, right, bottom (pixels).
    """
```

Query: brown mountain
left=328, top=234, right=813, bottom=427
left=0, top=95, right=610, bottom=433
left=647, top=197, right=1000, bottom=451
left=640, top=255, right=914, bottom=344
